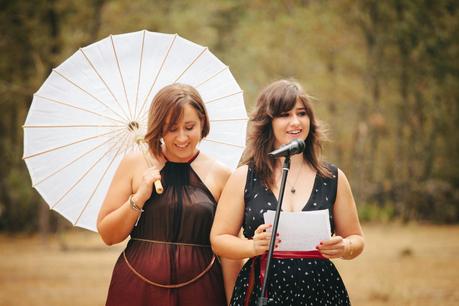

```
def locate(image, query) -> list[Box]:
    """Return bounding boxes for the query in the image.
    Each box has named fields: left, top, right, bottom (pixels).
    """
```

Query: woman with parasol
left=98, top=83, right=242, bottom=305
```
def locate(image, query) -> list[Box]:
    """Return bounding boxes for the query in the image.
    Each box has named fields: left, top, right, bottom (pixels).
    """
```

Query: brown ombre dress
left=105, top=155, right=226, bottom=306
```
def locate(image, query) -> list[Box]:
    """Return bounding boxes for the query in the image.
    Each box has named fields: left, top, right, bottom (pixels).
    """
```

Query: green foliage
left=0, top=0, right=458, bottom=232
left=358, top=202, right=396, bottom=223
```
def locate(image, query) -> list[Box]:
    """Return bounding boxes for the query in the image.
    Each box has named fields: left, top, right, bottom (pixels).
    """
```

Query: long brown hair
left=144, top=83, right=210, bottom=157
left=241, top=79, right=330, bottom=188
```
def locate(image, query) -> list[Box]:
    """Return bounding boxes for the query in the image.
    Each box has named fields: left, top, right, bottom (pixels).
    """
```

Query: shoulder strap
left=322, top=162, right=338, bottom=205
left=244, top=163, right=256, bottom=203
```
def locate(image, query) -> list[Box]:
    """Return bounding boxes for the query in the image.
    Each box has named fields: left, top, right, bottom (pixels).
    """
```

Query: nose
left=177, top=129, right=188, bottom=142
left=290, top=114, right=301, bottom=125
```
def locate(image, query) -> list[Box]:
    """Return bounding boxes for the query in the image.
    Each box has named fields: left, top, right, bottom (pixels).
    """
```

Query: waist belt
left=123, top=238, right=215, bottom=288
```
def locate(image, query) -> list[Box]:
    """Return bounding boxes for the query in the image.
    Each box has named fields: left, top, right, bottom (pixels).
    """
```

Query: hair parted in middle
left=144, top=83, right=210, bottom=157
left=240, top=79, right=331, bottom=188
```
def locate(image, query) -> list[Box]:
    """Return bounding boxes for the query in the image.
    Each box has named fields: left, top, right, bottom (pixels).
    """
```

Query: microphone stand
left=258, top=155, right=291, bottom=306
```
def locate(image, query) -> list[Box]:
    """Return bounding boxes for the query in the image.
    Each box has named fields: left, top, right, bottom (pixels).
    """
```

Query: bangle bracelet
left=348, top=239, right=354, bottom=257
left=341, top=238, right=354, bottom=258
left=341, top=238, right=353, bottom=259
left=129, top=195, right=144, bottom=213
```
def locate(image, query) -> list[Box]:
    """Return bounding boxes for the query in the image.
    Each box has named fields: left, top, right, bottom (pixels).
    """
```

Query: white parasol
left=23, top=30, right=247, bottom=232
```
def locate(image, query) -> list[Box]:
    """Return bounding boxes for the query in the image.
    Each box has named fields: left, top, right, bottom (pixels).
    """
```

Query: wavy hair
left=241, top=79, right=330, bottom=188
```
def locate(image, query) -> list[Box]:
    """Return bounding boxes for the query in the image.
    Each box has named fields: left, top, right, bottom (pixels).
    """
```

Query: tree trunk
left=38, top=0, right=61, bottom=238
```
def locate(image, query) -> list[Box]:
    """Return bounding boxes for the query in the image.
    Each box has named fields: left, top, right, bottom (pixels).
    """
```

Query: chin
left=176, top=150, right=195, bottom=160
left=290, top=135, right=306, bottom=141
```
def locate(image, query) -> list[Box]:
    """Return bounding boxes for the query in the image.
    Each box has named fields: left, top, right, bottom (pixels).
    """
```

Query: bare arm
left=211, top=166, right=279, bottom=260
left=210, top=166, right=253, bottom=259
left=96, top=153, right=161, bottom=245
left=203, top=161, right=243, bottom=304
left=220, top=257, right=243, bottom=304
left=317, top=168, right=365, bottom=259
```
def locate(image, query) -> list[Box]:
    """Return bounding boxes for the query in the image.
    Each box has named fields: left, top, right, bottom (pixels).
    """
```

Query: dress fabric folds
left=230, top=163, right=351, bottom=306
left=105, top=157, right=226, bottom=306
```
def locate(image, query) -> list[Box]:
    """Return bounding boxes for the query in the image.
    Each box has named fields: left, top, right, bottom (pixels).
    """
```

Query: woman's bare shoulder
left=117, top=151, right=147, bottom=173
left=121, top=151, right=143, bottom=163
left=229, top=164, right=249, bottom=182
left=195, top=152, right=231, bottom=182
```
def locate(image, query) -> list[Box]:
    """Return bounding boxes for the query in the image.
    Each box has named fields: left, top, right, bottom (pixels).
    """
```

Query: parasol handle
left=153, top=179, right=164, bottom=194
left=136, top=137, right=163, bottom=194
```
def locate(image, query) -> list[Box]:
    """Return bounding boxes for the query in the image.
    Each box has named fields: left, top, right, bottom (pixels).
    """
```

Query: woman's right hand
left=252, top=223, right=281, bottom=256
left=134, top=153, right=165, bottom=205
left=134, top=167, right=162, bottom=205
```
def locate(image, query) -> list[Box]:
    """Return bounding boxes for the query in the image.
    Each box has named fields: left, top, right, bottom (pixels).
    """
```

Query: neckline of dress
left=267, top=170, right=319, bottom=213
left=164, top=150, right=200, bottom=164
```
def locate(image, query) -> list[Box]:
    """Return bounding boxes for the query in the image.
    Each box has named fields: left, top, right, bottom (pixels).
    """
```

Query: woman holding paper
left=98, top=84, right=241, bottom=306
left=210, top=79, right=364, bottom=305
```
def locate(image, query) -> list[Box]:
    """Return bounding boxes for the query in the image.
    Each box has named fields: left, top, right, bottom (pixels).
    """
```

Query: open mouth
left=175, top=143, right=189, bottom=149
left=287, top=130, right=302, bottom=135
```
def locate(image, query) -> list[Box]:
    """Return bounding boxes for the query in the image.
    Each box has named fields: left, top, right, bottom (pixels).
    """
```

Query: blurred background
left=0, top=0, right=458, bottom=305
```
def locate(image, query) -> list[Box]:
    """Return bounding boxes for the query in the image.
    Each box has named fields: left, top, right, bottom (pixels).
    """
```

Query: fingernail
left=315, top=246, right=319, bottom=250
left=320, top=242, right=323, bottom=245
left=276, top=233, right=280, bottom=236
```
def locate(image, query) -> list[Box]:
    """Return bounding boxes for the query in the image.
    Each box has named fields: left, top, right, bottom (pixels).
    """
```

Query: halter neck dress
left=105, top=153, right=226, bottom=306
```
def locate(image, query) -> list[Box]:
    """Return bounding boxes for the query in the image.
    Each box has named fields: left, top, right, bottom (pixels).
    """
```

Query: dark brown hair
left=241, top=79, right=330, bottom=188
left=144, top=83, right=210, bottom=157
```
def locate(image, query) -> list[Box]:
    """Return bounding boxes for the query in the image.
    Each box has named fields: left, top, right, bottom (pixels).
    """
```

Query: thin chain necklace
left=279, top=161, right=305, bottom=194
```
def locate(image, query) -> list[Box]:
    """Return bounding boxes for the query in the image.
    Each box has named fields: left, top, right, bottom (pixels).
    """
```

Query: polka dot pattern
left=231, top=163, right=350, bottom=305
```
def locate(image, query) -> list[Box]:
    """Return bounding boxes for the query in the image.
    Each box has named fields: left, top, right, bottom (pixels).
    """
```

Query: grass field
left=0, top=223, right=458, bottom=306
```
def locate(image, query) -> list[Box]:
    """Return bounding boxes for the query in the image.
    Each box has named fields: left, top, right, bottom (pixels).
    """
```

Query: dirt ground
left=0, top=223, right=458, bottom=306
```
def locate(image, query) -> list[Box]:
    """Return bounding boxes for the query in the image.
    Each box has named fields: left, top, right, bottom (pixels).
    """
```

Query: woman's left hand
left=315, top=236, right=347, bottom=259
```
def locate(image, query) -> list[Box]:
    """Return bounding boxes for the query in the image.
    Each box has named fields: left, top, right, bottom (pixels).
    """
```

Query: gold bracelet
left=129, top=195, right=144, bottom=213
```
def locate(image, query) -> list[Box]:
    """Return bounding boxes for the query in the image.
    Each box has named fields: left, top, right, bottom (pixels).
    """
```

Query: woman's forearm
left=212, top=234, right=255, bottom=259
left=341, top=234, right=365, bottom=260
left=97, top=197, right=145, bottom=245
left=220, top=257, right=243, bottom=304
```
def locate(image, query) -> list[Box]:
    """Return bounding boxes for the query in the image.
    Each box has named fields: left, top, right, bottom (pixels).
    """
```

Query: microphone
left=268, top=139, right=306, bottom=158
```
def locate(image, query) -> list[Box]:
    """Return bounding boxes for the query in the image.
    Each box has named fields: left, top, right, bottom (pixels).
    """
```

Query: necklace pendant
left=290, top=187, right=296, bottom=194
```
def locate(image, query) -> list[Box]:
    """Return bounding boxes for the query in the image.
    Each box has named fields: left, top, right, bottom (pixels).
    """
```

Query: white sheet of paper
left=263, top=209, right=331, bottom=251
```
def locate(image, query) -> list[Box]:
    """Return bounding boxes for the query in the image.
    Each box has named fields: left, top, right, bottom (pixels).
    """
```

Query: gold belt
left=123, top=238, right=216, bottom=288
left=130, top=237, right=211, bottom=247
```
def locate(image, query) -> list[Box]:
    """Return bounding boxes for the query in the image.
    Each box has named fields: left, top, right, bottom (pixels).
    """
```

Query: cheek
left=271, top=119, right=284, bottom=131
left=194, top=130, right=203, bottom=142
left=162, top=135, right=172, bottom=146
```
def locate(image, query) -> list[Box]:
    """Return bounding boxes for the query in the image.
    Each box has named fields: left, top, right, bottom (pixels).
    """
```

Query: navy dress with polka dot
left=230, top=163, right=350, bottom=306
